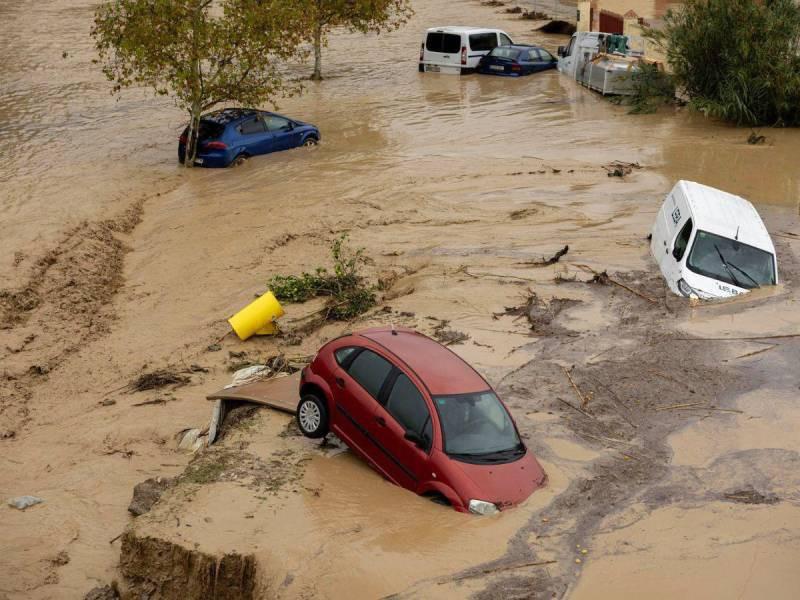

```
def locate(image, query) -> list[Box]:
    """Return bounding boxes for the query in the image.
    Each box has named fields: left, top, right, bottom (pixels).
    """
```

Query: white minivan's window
left=469, top=32, right=497, bottom=51
left=499, top=33, right=513, bottom=46
left=426, top=32, right=461, bottom=54
left=687, top=230, right=776, bottom=288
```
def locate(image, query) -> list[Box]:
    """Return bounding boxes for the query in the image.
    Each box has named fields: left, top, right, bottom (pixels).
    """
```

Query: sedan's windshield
left=434, top=391, right=522, bottom=459
left=687, top=230, right=775, bottom=289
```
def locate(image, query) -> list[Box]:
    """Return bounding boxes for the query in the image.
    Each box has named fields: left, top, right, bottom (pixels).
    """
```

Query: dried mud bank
left=0, top=200, right=144, bottom=437
left=119, top=533, right=257, bottom=600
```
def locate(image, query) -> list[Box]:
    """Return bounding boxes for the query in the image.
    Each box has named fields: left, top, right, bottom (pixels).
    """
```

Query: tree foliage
left=304, top=0, right=413, bottom=80
left=650, top=0, right=800, bottom=126
left=92, top=0, right=309, bottom=165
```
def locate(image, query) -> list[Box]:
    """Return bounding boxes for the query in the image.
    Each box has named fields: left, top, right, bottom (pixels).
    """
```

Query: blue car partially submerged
left=477, top=44, right=558, bottom=77
left=178, top=108, right=320, bottom=168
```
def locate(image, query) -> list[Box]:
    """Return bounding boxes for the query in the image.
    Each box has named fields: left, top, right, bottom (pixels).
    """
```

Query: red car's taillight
left=461, top=46, right=467, bottom=65
left=205, top=141, right=227, bottom=150
left=420, top=42, right=424, bottom=61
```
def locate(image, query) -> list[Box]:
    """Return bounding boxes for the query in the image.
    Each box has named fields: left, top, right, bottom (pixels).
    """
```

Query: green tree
left=305, top=0, right=413, bottom=80
left=92, top=0, right=309, bottom=166
left=650, top=0, right=800, bottom=126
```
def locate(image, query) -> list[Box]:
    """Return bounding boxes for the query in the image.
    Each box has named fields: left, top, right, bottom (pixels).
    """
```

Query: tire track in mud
left=0, top=199, right=146, bottom=437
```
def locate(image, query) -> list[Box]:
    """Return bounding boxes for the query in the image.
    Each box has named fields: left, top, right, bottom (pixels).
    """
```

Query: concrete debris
left=7, top=495, right=43, bottom=510
left=128, top=477, right=176, bottom=517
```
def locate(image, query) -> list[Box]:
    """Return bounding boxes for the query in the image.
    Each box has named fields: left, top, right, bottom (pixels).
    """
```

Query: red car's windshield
left=433, top=391, right=522, bottom=459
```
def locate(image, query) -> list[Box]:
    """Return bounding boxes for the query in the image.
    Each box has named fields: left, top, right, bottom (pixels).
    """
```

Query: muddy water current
left=1, top=0, right=800, bottom=598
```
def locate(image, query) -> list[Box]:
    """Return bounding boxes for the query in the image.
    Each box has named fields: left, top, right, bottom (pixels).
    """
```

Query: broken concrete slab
left=7, top=495, right=43, bottom=510
left=128, top=477, right=175, bottom=517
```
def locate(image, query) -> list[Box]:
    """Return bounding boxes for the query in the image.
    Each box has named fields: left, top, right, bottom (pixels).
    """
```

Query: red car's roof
left=356, top=328, right=489, bottom=396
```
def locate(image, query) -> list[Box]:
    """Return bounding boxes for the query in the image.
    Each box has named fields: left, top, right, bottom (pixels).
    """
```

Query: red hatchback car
left=297, top=327, right=546, bottom=514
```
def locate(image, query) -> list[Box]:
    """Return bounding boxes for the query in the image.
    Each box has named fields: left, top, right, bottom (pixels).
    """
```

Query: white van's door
left=557, top=34, right=578, bottom=76
left=466, top=31, right=512, bottom=68
left=423, top=31, right=464, bottom=73
left=652, top=189, right=694, bottom=295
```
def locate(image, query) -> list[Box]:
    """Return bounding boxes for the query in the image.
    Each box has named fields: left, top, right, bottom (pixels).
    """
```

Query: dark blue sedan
left=178, top=108, right=321, bottom=167
left=476, top=44, right=557, bottom=77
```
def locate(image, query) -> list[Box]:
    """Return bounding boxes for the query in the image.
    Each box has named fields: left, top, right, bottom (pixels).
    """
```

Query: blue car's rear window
left=491, top=47, right=521, bottom=60
left=182, top=121, right=224, bottom=141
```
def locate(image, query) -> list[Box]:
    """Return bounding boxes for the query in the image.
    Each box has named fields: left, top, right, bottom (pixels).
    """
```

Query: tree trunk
left=185, top=103, right=201, bottom=168
left=311, top=21, right=323, bottom=81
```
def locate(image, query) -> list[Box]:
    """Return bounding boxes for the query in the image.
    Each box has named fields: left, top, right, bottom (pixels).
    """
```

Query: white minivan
left=419, top=27, right=514, bottom=74
left=651, top=180, right=778, bottom=299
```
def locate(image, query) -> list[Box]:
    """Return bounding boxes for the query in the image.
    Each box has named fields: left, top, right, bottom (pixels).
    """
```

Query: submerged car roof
left=356, top=328, right=489, bottom=396
left=676, top=180, right=775, bottom=253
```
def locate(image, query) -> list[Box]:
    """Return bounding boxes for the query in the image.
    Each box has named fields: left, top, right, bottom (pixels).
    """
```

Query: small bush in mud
left=268, top=234, right=376, bottom=320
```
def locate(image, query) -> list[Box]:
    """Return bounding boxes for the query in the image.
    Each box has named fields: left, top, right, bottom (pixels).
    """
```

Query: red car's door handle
left=374, top=416, right=387, bottom=427
left=335, top=377, right=345, bottom=388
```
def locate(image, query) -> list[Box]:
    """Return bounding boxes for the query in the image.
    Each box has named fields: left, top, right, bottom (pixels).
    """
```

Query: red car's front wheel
left=297, top=394, right=329, bottom=438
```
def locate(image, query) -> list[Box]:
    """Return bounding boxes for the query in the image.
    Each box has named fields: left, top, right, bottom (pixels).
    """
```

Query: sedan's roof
left=356, top=328, right=489, bottom=396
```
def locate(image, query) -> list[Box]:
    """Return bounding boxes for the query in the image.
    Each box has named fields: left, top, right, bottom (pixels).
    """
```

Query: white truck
left=556, top=31, right=646, bottom=95
left=651, top=181, right=778, bottom=299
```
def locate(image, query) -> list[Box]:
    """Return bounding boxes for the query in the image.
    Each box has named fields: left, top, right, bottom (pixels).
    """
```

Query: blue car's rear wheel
left=232, top=154, right=248, bottom=167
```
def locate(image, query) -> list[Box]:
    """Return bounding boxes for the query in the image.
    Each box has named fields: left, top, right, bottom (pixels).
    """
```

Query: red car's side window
left=346, top=349, right=393, bottom=400
left=384, top=374, right=433, bottom=449
left=334, top=346, right=360, bottom=367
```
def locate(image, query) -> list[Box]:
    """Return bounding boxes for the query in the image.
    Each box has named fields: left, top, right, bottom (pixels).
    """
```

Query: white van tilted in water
left=419, top=27, right=514, bottom=74
left=651, top=181, right=778, bottom=299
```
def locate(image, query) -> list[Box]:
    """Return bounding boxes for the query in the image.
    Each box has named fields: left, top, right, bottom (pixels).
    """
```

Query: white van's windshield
left=433, top=391, right=523, bottom=463
left=687, top=230, right=776, bottom=289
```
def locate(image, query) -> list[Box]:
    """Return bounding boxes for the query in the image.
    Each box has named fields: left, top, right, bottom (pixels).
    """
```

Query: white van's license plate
left=426, top=65, right=440, bottom=72
left=490, top=65, right=505, bottom=71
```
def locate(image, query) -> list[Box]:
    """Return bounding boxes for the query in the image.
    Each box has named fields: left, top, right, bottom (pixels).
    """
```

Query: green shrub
left=651, top=0, right=800, bottom=126
left=267, top=235, right=376, bottom=321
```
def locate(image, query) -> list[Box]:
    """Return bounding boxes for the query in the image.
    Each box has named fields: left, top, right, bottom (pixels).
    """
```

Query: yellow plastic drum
left=228, top=291, right=285, bottom=341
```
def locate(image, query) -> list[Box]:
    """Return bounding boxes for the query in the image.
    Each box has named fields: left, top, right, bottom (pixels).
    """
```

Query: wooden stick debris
left=655, top=402, right=704, bottom=411
left=733, top=345, right=776, bottom=360
left=518, top=245, right=569, bottom=267
left=556, top=397, right=597, bottom=421
left=442, top=560, right=558, bottom=584
left=562, top=366, right=589, bottom=408
left=573, top=264, right=658, bottom=304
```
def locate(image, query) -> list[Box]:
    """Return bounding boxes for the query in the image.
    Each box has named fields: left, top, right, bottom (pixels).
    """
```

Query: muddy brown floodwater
left=1, top=0, right=800, bottom=598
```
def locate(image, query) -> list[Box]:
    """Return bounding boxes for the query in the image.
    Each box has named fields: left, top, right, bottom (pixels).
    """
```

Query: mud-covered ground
left=2, top=0, right=800, bottom=598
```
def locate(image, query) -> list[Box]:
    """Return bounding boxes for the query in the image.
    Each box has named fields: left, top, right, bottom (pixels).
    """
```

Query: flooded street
left=1, top=0, right=799, bottom=598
